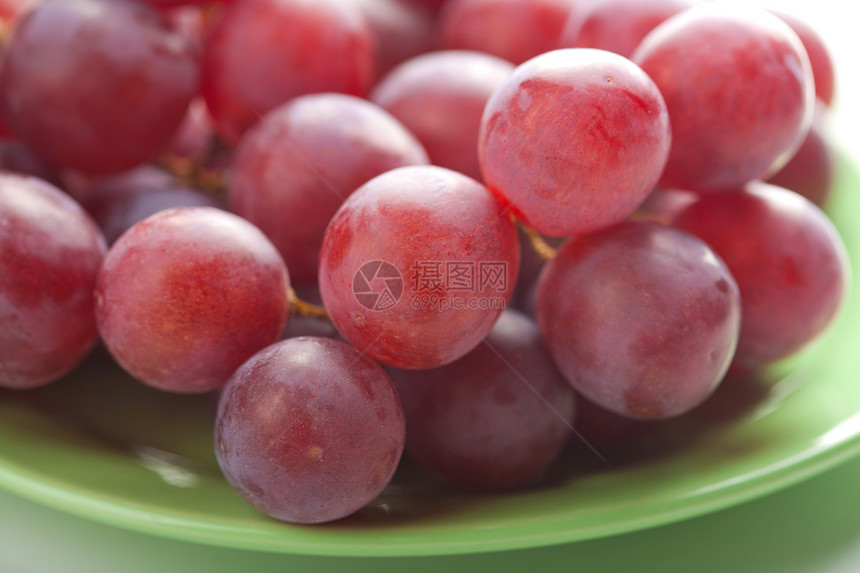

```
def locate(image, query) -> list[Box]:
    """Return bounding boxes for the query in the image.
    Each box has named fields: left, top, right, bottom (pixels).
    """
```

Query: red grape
left=479, top=48, right=671, bottom=237
left=346, top=0, right=436, bottom=79
left=83, top=167, right=222, bottom=245
left=772, top=10, right=836, bottom=106
left=437, top=0, right=576, bottom=64
left=0, top=0, right=32, bottom=20
left=371, top=50, right=515, bottom=181
left=215, top=336, right=405, bottom=524
left=673, top=182, right=849, bottom=368
left=95, top=207, right=290, bottom=393
left=389, top=309, right=575, bottom=491
left=632, top=3, right=815, bottom=191
left=0, top=0, right=200, bottom=175
left=570, top=393, right=659, bottom=454
left=201, top=0, right=375, bottom=144
left=0, top=173, right=106, bottom=389
left=229, top=93, right=429, bottom=283
left=0, top=116, right=12, bottom=139
left=0, top=0, right=851, bottom=524
left=766, top=102, right=835, bottom=207
left=62, top=164, right=178, bottom=206
left=144, top=0, right=231, bottom=6
left=637, top=187, right=698, bottom=222
left=318, top=165, right=519, bottom=369
left=403, top=0, right=448, bottom=13
left=536, top=220, right=741, bottom=420
left=559, top=0, right=692, bottom=58
left=0, top=138, right=59, bottom=184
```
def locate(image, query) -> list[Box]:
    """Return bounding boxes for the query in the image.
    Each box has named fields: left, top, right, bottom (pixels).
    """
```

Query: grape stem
left=289, top=288, right=330, bottom=321
left=155, top=137, right=229, bottom=197
left=519, top=224, right=558, bottom=261
left=630, top=209, right=672, bottom=225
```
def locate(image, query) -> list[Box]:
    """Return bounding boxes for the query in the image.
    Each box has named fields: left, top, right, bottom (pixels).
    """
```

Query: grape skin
left=82, top=167, right=222, bottom=245
left=229, top=93, right=429, bottom=283
left=766, top=103, right=835, bottom=207
left=318, top=165, right=520, bottom=370
left=437, top=0, right=576, bottom=65
left=536, top=220, right=741, bottom=420
left=143, top=0, right=228, bottom=6
left=215, top=336, right=405, bottom=524
left=559, top=0, right=692, bottom=59
left=201, top=0, right=375, bottom=144
left=165, top=98, right=216, bottom=162
left=0, top=138, right=59, bottom=184
left=346, top=0, right=436, bottom=80
left=479, top=48, right=671, bottom=237
left=673, top=182, right=849, bottom=368
left=389, top=309, right=575, bottom=491
left=95, top=207, right=290, bottom=393
left=0, top=173, right=106, bottom=389
left=772, top=10, right=836, bottom=106
left=632, top=4, right=814, bottom=191
left=0, top=0, right=34, bottom=21
left=0, top=0, right=200, bottom=175
left=371, top=50, right=515, bottom=181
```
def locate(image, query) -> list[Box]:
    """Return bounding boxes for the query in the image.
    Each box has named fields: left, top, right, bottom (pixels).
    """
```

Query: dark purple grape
left=536, top=219, right=741, bottom=420
left=0, top=138, right=59, bottom=184
left=215, top=336, right=405, bottom=524
left=83, top=167, right=221, bottom=245
left=673, top=182, right=849, bottom=368
left=390, top=309, right=575, bottom=491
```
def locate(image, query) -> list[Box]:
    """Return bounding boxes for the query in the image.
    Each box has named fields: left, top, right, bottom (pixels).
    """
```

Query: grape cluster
left=0, top=0, right=850, bottom=525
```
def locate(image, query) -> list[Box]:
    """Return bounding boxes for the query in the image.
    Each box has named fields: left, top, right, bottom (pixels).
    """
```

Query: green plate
left=1, top=158, right=859, bottom=558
